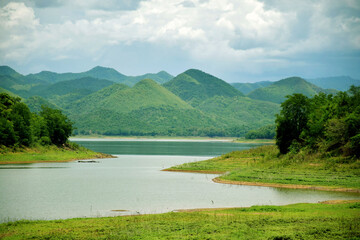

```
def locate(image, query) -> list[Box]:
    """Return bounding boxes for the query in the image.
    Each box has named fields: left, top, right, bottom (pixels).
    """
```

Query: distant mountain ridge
left=307, top=76, right=360, bottom=91
left=231, top=81, right=273, bottom=95
left=247, top=77, right=336, bottom=104
left=1, top=65, right=357, bottom=137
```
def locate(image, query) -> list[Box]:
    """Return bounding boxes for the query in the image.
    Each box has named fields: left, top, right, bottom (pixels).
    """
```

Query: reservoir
left=0, top=140, right=359, bottom=222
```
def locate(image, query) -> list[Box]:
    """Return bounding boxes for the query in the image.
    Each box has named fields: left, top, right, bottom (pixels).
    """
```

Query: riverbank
left=70, top=135, right=236, bottom=142
left=0, top=143, right=113, bottom=164
left=0, top=200, right=359, bottom=239
left=165, top=145, right=360, bottom=193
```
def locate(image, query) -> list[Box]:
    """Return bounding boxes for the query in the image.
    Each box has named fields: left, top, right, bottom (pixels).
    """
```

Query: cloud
left=0, top=0, right=359, bottom=79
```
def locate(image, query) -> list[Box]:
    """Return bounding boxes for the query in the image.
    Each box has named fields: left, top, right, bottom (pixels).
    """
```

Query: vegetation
left=276, top=86, right=360, bottom=157
left=0, top=93, right=71, bottom=148
left=247, top=77, right=335, bottom=104
left=163, top=69, right=243, bottom=106
left=1, top=201, right=359, bottom=239
left=167, top=145, right=360, bottom=191
left=245, top=124, right=275, bottom=139
left=0, top=142, right=111, bottom=164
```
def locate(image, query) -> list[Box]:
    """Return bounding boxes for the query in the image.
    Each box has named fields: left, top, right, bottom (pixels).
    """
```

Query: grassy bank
left=166, top=145, right=360, bottom=192
left=0, top=143, right=113, bottom=164
left=0, top=201, right=359, bottom=239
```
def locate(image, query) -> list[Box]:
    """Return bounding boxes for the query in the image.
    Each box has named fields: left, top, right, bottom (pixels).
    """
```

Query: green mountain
left=307, top=76, right=360, bottom=91
left=25, top=66, right=173, bottom=86
left=67, top=79, right=221, bottom=135
left=231, top=81, right=272, bottom=95
left=35, top=77, right=115, bottom=98
left=163, top=69, right=243, bottom=105
left=24, top=96, right=59, bottom=113
left=247, top=77, right=331, bottom=104
left=124, top=71, right=173, bottom=86
left=0, top=65, right=23, bottom=78
left=195, top=96, right=280, bottom=135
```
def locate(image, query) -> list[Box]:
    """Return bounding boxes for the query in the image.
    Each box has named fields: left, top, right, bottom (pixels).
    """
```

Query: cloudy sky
left=0, top=0, right=359, bottom=82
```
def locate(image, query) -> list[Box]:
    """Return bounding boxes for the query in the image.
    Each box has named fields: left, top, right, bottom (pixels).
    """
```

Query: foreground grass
left=167, top=145, right=360, bottom=192
left=0, top=201, right=359, bottom=239
left=0, top=144, right=113, bottom=164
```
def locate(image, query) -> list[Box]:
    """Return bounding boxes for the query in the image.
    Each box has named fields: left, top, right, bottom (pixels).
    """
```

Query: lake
left=0, top=140, right=359, bottom=222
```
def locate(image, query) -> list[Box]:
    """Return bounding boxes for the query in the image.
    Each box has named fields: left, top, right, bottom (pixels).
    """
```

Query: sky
left=0, top=0, right=359, bottom=83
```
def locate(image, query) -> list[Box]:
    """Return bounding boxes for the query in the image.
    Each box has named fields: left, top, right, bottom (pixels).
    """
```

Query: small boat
left=77, top=160, right=99, bottom=163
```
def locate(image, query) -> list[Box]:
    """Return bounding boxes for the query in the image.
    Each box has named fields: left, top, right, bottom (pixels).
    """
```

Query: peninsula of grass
left=166, top=145, right=360, bottom=192
left=0, top=143, right=113, bottom=164
left=0, top=201, right=359, bottom=239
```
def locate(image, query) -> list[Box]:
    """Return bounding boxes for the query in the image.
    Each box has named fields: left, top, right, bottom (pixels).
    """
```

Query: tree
left=275, top=94, right=310, bottom=154
left=40, top=106, right=73, bottom=146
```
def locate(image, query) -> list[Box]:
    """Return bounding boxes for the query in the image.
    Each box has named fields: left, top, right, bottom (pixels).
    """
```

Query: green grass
left=167, top=145, right=360, bottom=191
left=0, top=144, right=112, bottom=164
left=0, top=201, right=359, bottom=239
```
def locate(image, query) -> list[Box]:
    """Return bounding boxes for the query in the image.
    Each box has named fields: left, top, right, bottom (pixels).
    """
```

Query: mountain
left=0, top=66, right=23, bottom=79
left=25, top=66, right=173, bottom=86
left=231, top=81, right=272, bottom=95
left=35, top=77, right=115, bottom=98
left=307, top=76, right=360, bottom=91
left=194, top=96, right=280, bottom=135
left=163, top=69, right=243, bottom=105
left=24, top=96, right=59, bottom=113
left=247, top=77, right=332, bottom=104
left=124, top=71, right=173, bottom=86
left=67, top=79, right=222, bottom=135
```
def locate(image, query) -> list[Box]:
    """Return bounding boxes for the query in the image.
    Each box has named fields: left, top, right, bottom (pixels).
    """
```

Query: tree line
left=275, top=86, right=360, bottom=157
left=0, top=93, right=73, bottom=148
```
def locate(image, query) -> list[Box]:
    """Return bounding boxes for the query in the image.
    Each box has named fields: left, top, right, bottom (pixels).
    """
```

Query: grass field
left=166, top=145, right=360, bottom=192
left=0, top=201, right=359, bottom=239
left=0, top=144, right=113, bottom=164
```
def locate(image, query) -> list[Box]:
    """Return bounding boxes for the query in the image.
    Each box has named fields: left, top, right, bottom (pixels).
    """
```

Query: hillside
left=24, top=96, right=59, bottom=113
left=66, top=79, right=223, bottom=135
left=231, top=81, right=272, bottom=94
left=307, top=76, right=360, bottom=91
left=124, top=71, right=173, bottom=86
left=164, top=69, right=243, bottom=105
left=247, top=77, right=330, bottom=103
left=195, top=96, right=280, bottom=135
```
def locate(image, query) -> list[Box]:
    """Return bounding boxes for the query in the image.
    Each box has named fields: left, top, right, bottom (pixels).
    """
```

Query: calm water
left=0, top=141, right=359, bottom=222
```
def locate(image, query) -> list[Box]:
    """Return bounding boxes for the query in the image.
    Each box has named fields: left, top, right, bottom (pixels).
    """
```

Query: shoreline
left=164, top=168, right=360, bottom=193
left=70, top=136, right=235, bottom=142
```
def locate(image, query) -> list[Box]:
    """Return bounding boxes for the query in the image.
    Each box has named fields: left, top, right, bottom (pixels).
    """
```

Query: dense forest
left=0, top=93, right=73, bottom=148
left=276, top=86, right=360, bottom=157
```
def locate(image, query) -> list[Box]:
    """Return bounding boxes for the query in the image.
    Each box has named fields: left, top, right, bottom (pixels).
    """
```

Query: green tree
left=275, top=94, right=310, bottom=154
left=40, top=106, right=73, bottom=146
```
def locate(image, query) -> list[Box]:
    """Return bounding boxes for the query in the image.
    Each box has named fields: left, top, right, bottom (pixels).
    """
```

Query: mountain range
left=1, top=65, right=358, bottom=137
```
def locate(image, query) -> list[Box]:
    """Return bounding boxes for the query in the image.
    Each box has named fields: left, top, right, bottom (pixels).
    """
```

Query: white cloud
left=0, top=0, right=359, bottom=78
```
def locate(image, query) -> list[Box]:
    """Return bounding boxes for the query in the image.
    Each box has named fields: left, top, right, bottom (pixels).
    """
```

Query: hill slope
left=67, top=79, right=222, bottom=135
left=247, top=77, right=330, bottom=103
left=164, top=69, right=243, bottom=105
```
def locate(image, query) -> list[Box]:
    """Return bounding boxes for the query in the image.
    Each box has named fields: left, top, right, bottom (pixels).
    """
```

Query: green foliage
left=0, top=93, right=73, bottom=148
left=245, top=124, right=276, bottom=139
left=276, top=94, right=310, bottom=154
left=276, top=86, right=360, bottom=157
left=40, top=106, right=73, bottom=146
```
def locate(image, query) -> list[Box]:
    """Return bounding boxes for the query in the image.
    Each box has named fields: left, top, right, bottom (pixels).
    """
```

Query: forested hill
left=163, top=69, right=243, bottom=106
left=247, top=77, right=336, bottom=104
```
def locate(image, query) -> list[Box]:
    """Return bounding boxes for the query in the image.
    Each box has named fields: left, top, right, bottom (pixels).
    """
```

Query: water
left=0, top=141, right=359, bottom=222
